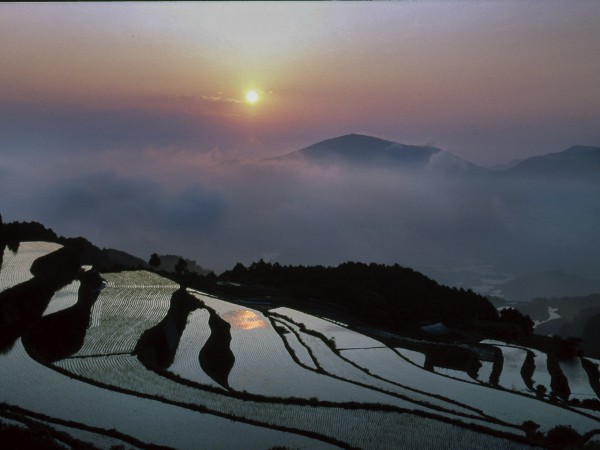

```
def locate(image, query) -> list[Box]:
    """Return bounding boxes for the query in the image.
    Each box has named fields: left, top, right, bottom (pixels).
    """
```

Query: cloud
left=11, top=171, right=226, bottom=258
left=199, top=95, right=242, bottom=104
left=2, top=125, right=599, bottom=281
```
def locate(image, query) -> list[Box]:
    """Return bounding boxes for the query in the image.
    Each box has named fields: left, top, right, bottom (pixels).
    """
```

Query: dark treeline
left=221, top=260, right=500, bottom=333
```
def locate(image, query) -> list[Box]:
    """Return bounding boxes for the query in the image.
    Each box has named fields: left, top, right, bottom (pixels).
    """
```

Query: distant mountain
left=277, top=134, right=488, bottom=176
left=497, top=271, right=600, bottom=302
left=502, top=145, right=600, bottom=180
left=274, top=135, right=600, bottom=180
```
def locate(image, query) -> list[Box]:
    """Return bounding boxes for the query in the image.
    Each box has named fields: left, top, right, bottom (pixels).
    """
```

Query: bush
left=545, top=425, right=583, bottom=449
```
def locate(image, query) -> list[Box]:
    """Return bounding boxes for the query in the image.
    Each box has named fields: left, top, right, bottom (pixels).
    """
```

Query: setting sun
left=245, top=90, right=259, bottom=104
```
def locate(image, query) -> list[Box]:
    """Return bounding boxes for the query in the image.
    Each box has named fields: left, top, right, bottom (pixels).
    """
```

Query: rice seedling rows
left=0, top=242, right=63, bottom=292
left=271, top=319, right=318, bottom=370
left=481, top=340, right=553, bottom=395
left=434, top=367, right=478, bottom=383
left=70, top=272, right=175, bottom=357
left=4, top=261, right=595, bottom=448
left=168, top=308, right=223, bottom=388
left=3, top=340, right=333, bottom=450
left=103, top=270, right=179, bottom=288
left=50, top=349, right=538, bottom=450
left=495, top=345, right=531, bottom=392
left=342, top=347, right=600, bottom=433
left=279, top=317, right=492, bottom=422
left=89, top=298, right=102, bottom=328
left=192, top=291, right=408, bottom=402
left=270, top=307, right=384, bottom=350
left=560, top=358, right=599, bottom=401
left=41, top=280, right=80, bottom=317
left=530, top=349, right=553, bottom=392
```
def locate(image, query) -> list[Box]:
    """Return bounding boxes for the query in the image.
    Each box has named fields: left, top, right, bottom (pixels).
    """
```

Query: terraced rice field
left=271, top=307, right=385, bottom=349
left=167, top=308, right=222, bottom=388
left=396, top=348, right=427, bottom=366
left=2, top=341, right=335, bottom=450
left=560, top=358, right=599, bottom=401
left=42, top=280, right=80, bottom=317
left=0, top=242, right=63, bottom=291
left=69, top=271, right=177, bottom=356
left=191, top=292, right=418, bottom=403
left=481, top=340, right=555, bottom=396
left=530, top=349, right=554, bottom=391
left=51, top=341, right=539, bottom=450
left=495, top=345, right=531, bottom=392
left=2, top=243, right=599, bottom=448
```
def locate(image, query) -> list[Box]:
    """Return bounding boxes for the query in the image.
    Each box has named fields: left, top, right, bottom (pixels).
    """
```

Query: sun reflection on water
left=222, top=310, right=267, bottom=330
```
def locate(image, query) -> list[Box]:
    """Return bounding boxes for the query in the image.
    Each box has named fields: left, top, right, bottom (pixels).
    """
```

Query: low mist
left=2, top=137, right=598, bottom=291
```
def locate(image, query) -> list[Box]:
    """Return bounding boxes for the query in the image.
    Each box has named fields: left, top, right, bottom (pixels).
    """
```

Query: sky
left=2, top=2, right=600, bottom=165
left=1, top=2, right=600, bottom=280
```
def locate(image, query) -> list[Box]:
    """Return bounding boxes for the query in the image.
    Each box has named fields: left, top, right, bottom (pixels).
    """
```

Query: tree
left=544, top=425, right=582, bottom=449
left=535, top=384, right=547, bottom=399
left=175, top=258, right=188, bottom=276
left=499, top=307, right=534, bottom=337
left=149, top=253, right=161, bottom=269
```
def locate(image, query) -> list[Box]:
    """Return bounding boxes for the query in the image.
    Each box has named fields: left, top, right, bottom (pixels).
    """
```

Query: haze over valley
left=3, top=131, right=599, bottom=295
left=1, top=3, right=600, bottom=448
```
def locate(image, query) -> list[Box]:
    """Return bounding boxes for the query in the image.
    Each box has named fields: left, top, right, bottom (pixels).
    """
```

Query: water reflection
left=222, top=310, right=267, bottom=330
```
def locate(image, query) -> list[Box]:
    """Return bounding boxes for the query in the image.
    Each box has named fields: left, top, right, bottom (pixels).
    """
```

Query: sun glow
left=245, top=90, right=259, bottom=104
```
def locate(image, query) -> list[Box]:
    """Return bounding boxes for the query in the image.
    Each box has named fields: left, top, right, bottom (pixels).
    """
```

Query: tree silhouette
left=149, top=253, right=161, bottom=269
left=174, top=258, right=188, bottom=276
left=499, top=307, right=534, bottom=337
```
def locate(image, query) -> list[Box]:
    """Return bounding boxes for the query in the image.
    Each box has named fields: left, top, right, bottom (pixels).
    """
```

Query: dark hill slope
left=276, top=134, right=488, bottom=176
left=221, top=260, right=499, bottom=334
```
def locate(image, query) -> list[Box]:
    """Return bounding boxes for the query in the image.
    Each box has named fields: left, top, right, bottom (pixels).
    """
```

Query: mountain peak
left=296, top=133, right=440, bottom=165
left=302, top=133, right=399, bottom=155
left=271, top=133, right=487, bottom=176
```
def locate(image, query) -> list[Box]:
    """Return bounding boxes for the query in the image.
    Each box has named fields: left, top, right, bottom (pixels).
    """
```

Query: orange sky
left=1, top=2, right=600, bottom=164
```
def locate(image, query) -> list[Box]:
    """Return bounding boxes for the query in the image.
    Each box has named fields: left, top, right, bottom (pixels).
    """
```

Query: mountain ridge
left=274, top=133, right=488, bottom=176
left=273, top=133, right=600, bottom=180
left=501, top=144, right=600, bottom=179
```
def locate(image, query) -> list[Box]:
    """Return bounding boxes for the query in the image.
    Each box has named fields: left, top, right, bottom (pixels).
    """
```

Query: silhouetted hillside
left=221, top=260, right=500, bottom=334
